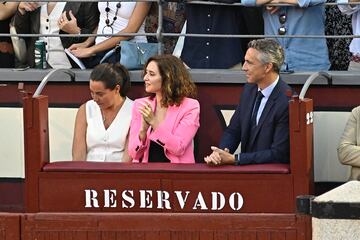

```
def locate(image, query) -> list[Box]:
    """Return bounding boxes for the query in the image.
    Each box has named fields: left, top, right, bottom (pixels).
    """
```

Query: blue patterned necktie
left=251, top=91, right=264, bottom=127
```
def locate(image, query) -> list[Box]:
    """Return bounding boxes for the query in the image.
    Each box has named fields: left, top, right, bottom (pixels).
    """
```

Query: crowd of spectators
left=13, top=1, right=99, bottom=68
left=1, top=0, right=359, bottom=71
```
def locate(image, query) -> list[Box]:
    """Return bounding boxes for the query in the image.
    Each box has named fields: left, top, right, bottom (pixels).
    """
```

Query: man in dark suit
left=205, top=39, right=291, bottom=165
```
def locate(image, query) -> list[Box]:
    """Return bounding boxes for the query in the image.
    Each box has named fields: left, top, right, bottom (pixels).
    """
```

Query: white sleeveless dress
left=85, top=98, right=133, bottom=162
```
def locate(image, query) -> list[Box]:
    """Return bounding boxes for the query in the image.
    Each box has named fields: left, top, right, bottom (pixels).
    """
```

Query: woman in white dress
left=68, top=1, right=151, bottom=68
left=72, top=63, right=133, bottom=162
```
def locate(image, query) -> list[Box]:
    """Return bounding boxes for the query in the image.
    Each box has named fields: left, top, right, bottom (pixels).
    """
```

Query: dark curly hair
left=144, top=54, right=196, bottom=107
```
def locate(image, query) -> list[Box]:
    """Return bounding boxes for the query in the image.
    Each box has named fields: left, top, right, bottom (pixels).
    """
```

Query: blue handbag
left=100, top=41, right=158, bottom=70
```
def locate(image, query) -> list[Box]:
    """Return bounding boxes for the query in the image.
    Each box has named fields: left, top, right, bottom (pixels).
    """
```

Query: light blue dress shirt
left=256, top=77, right=279, bottom=124
left=242, top=0, right=330, bottom=72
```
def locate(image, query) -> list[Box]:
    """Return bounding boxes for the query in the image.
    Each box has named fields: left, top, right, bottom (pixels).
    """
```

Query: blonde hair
left=248, top=39, right=284, bottom=73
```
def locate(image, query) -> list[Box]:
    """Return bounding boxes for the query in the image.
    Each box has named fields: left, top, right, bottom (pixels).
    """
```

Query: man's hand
left=204, top=149, right=221, bottom=165
left=204, top=146, right=235, bottom=165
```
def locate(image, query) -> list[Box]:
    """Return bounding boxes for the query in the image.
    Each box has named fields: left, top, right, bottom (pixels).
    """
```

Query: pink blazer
left=128, top=97, right=200, bottom=163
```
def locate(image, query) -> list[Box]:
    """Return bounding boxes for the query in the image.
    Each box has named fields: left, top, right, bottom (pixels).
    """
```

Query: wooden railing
left=5, top=93, right=314, bottom=239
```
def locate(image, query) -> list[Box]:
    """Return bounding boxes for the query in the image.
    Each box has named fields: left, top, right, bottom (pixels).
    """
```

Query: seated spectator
left=0, top=2, right=18, bottom=68
left=326, top=0, right=352, bottom=70
left=337, top=106, right=360, bottom=180
left=180, top=1, right=263, bottom=69
left=72, top=63, right=133, bottom=162
left=13, top=1, right=99, bottom=68
left=68, top=1, right=151, bottom=68
left=338, top=0, right=360, bottom=70
left=129, top=55, right=200, bottom=163
left=205, top=39, right=291, bottom=165
left=242, top=0, right=330, bottom=72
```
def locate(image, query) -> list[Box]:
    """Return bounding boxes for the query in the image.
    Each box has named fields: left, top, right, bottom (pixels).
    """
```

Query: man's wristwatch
left=234, top=154, right=240, bottom=165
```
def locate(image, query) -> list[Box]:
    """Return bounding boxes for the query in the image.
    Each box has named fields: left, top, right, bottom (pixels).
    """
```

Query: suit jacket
left=338, top=106, right=360, bottom=180
left=129, top=97, right=200, bottom=164
left=13, top=2, right=99, bottom=67
left=219, top=79, right=291, bottom=165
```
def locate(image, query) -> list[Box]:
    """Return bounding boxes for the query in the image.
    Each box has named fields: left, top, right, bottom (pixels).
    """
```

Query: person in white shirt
left=68, top=1, right=151, bottom=68
left=338, top=0, right=360, bottom=70
left=14, top=1, right=99, bottom=68
left=72, top=63, right=133, bottom=162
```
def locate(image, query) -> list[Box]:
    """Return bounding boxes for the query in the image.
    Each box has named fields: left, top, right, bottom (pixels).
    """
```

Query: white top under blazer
left=85, top=97, right=133, bottom=162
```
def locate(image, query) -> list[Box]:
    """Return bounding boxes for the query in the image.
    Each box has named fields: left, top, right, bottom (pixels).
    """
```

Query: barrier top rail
left=2, top=0, right=358, bottom=75
left=2, top=0, right=359, bottom=41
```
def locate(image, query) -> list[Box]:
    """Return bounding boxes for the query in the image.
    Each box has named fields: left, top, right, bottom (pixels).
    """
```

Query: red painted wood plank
left=0, top=214, right=20, bottom=240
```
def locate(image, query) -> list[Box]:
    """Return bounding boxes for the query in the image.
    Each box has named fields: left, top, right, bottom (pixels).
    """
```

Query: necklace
left=102, top=2, right=121, bottom=34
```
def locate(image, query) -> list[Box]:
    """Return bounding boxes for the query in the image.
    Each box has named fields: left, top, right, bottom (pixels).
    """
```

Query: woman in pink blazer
left=128, top=54, right=200, bottom=163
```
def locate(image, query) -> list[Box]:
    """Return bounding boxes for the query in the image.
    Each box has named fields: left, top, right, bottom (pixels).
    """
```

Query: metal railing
left=32, top=68, right=75, bottom=97
left=299, top=72, right=332, bottom=100
left=1, top=0, right=359, bottom=80
left=2, top=0, right=360, bottom=45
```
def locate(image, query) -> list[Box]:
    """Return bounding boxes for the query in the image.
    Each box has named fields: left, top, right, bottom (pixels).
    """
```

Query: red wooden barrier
left=0, top=214, right=20, bottom=240
left=20, top=94, right=314, bottom=239
left=21, top=213, right=309, bottom=240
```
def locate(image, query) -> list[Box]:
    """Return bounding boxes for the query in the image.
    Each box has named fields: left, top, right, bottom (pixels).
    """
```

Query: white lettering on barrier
left=174, top=191, right=190, bottom=209
left=157, top=191, right=171, bottom=209
left=84, top=189, right=99, bottom=208
left=140, top=190, right=153, bottom=208
left=211, top=192, right=225, bottom=210
left=122, top=190, right=134, bottom=208
left=229, top=192, right=244, bottom=210
left=84, top=189, right=244, bottom=211
left=104, top=189, right=117, bottom=208
left=193, top=192, right=208, bottom=210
